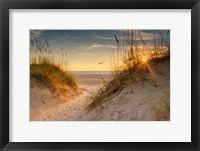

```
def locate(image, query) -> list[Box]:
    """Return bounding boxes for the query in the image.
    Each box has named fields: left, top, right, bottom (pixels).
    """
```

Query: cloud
left=95, top=35, right=114, bottom=40
left=30, top=30, right=45, bottom=38
left=89, top=44, right=117, bottom=50
left=89, top=44, right=104, bottom=49
left=106, top=45, right=117, bottom=49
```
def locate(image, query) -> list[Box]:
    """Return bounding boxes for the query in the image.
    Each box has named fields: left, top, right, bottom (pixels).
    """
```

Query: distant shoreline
left=69, top=71, right=112, bottom=75
left=70, top=71, right=113, bottom=86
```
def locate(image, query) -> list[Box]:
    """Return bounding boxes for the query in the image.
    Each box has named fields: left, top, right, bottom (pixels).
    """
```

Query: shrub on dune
left=31, top=63, right=77, bottom=90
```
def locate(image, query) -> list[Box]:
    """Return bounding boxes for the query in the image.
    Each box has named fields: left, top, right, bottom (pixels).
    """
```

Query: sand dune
left=30, top=58, right=169, bottom=121
left=30, top=73, right=112, bottom=121
left=76, top=58, right=170, bottom=121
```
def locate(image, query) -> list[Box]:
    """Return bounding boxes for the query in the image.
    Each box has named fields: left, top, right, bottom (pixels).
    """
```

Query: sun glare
left=141, top=56, right=148, bottom=63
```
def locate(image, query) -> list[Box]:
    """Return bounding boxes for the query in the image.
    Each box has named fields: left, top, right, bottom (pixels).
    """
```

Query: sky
left=30, top=30, right=170, bottom=71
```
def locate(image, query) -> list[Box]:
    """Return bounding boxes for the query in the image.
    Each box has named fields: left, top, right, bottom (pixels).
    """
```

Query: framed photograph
left=0, top=0, right=199, bottom=150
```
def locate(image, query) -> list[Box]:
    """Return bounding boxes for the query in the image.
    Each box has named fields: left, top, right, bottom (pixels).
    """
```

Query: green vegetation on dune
left=89, top=57, right=169, bottom=109
left=30, top=39, right=77, bottom=92
left=89, top=69, right=129, bottom=109
left=89, top=30, right=170, bottom=109
left=31, top=63, right=77, bottom=90
left=153, top=94, right=170, bottom=121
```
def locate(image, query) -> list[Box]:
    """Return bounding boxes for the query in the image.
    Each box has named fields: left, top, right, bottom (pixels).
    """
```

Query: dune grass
left=88, top=66, right=135, bottom=109
left=153, top=93, right=170, bottom=120
left=30, top=38, right=77, bottom=91
left=89, top=30, right=170, bottom=109
left=31, top=63, right=77, bottom=90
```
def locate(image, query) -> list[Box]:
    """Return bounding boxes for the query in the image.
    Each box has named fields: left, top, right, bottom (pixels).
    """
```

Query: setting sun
left=141, top=56, right=148, bottom=63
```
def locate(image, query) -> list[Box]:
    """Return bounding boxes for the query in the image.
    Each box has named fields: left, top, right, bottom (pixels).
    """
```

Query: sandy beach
left=30, top=72, right=113, bottom=121
left=30, top=58, right=169, bottom=121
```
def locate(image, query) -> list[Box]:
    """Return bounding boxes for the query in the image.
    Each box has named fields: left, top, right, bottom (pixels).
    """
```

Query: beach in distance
left=70, top=71, right=113, bottom=96
left=70, top=71, right=113, bottom=86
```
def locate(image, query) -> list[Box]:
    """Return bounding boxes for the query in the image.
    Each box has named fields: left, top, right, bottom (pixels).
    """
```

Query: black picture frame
left=0, top=0, right=199, bottom=150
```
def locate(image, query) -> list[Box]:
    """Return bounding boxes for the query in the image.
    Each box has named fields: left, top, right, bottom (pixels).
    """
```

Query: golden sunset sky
left=30, top=30, right=169, bottom=71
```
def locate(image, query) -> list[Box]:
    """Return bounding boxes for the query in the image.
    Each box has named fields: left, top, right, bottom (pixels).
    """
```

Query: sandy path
left=33, top=85, right=100, bottom=121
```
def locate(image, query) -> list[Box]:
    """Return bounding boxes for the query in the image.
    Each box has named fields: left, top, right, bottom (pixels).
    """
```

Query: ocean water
left=69, top=71, right=112, bottom=75
left=69, top=71, right=113, bottom=86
